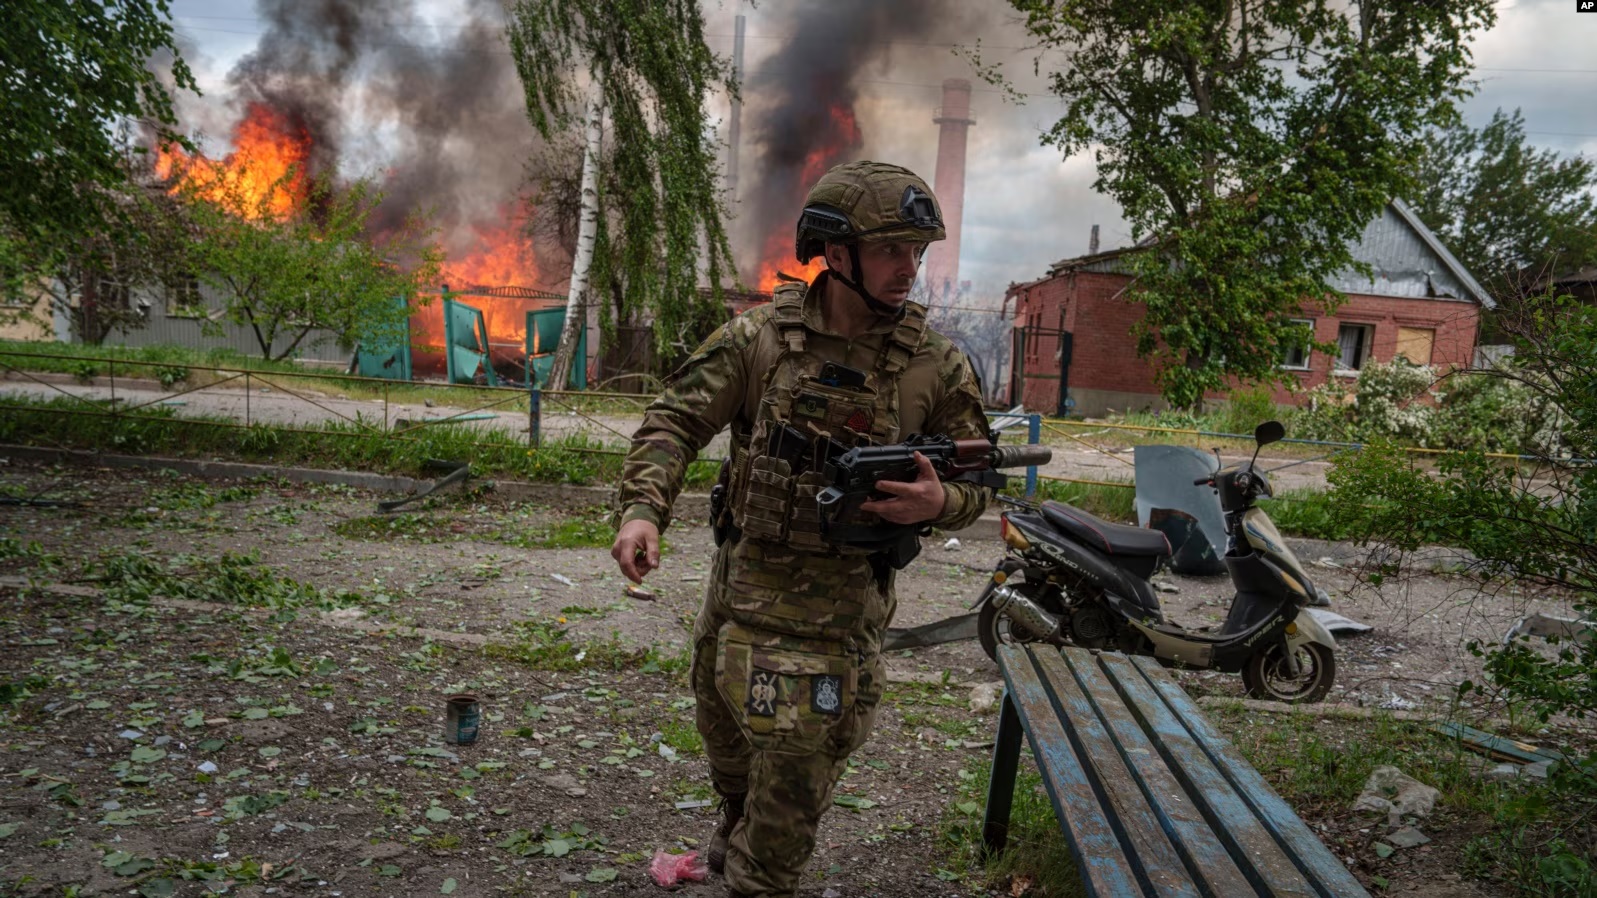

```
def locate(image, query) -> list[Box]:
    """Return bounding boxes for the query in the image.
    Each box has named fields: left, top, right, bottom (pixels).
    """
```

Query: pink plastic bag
left=648, top=850, right=708, bottom=887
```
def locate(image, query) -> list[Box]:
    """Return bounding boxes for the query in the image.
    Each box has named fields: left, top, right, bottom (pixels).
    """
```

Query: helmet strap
left=825, top=244, right=905, bottom=322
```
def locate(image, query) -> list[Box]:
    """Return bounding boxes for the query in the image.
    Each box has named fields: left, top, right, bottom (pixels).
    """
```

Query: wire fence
left=3, top=347, right=1579, bottom=499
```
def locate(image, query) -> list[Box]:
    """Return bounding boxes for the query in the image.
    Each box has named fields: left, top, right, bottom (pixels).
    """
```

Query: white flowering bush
left=1289, top=358, right=1435, bottom=444
left=1289, top=357, right=1571, bottom=456
left=1434, top=370, right=1572, bottom=458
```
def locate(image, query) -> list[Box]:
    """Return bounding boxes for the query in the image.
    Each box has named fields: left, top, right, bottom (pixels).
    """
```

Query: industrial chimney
left=928, top=78, right=974, bottom=301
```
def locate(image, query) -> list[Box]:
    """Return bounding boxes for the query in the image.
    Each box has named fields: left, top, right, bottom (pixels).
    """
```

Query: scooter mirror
left=1254, top=420, right=1285, bottom=447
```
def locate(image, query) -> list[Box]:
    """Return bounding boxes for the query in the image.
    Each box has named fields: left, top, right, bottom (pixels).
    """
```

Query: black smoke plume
left=738, top=0, right=980, bottom=281
left=218, top=0, right=539, bottom=274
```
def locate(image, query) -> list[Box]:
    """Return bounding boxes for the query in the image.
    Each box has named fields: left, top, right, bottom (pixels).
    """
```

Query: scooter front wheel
left=1242, top=641, right=1335, bottom=704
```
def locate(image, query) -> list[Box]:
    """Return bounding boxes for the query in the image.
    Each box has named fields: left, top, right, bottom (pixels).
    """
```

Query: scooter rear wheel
left=1241, top=641, right=1335, bottom=703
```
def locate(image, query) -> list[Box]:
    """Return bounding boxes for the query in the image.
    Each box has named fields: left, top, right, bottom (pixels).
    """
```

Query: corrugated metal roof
left=1042, top=200, right=1494, bottom=308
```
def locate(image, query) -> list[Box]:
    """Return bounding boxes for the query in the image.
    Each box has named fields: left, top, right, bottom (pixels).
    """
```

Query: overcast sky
left=167, top=0, right=1597, bottom=300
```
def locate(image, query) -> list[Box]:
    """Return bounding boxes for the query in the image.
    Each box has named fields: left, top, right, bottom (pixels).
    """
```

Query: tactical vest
left=722, top=281, right=927, bottom=641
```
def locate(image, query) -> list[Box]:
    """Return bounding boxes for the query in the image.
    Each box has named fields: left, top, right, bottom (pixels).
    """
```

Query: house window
left=1281, top=318, right=1314, bottom=370
left=1395, top=326, right=1434, bottom=365
left=166, top=275, right=204, bottom=318
left=1335, top=323, right=1374, bottom=372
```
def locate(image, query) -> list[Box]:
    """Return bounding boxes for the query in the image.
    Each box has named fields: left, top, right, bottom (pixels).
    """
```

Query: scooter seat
left=1040, top=501, right=1172, bottom=558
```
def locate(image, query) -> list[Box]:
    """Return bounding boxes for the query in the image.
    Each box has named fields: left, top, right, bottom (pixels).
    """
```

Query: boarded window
left=1336, top=323, right=1374, bottom=371
left=1395, top=326, right=1434, bottom=365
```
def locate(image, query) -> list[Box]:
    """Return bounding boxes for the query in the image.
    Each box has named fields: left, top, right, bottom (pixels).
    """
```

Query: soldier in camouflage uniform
left=610, top=161, right=993, bottom=898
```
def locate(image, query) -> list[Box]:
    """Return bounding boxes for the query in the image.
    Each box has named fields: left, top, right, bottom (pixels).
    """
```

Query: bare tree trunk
left=548, top=91, right=602, bottom=391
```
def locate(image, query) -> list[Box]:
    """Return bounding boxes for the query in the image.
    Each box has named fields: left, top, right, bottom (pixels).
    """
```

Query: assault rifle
left=816, top=434, right=1052, bottom=569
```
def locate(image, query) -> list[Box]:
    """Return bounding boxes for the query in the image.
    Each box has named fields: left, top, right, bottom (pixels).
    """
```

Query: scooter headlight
left=1000, top=515, right=1031, bottom=550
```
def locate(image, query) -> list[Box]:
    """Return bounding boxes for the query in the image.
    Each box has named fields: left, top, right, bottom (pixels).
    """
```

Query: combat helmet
left=795, top=161, right=945, bottom=317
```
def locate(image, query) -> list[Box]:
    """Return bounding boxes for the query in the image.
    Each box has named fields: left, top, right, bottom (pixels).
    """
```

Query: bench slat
left=996, top=645, right=1146, bottom=897
left=1029, top=649, right=1203, bottom=898
left=1097, top=652, right=1318, bottom=897
left=1129, top=655, right=1371, bottom=898
left=1045, top=649, right=1256, bottom=897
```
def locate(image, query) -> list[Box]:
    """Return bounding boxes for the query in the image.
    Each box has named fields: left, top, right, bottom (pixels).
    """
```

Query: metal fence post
left=529, top=386, right=541, bottom=448
left=1027, top=413, right=1041, bottom=498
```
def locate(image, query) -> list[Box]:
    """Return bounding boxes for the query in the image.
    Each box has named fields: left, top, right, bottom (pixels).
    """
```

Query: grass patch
left=1014, top=477, right=1137, bottom=523
left=484, top=620, right=659, bottom=673
left=91, top=549, right=364, bottom=615
left=0, top=394, right=722, bottom=488
left=937, top=759, right=1084, bottom=896
left=659, top=719, right=704, bottom=756
left=1206, top=707, right=1595, bottom=897
left=0, top=338, right=660, bottom=412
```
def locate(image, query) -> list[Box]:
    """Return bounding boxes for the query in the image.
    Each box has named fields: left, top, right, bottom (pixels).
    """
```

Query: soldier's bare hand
left=860, top=451, right=946, bottom=525
left=612, top=519, right=661, bottom=583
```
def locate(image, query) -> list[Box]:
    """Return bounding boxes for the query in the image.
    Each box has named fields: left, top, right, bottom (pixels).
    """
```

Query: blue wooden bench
left=984, top=644, right=1371, bottom=897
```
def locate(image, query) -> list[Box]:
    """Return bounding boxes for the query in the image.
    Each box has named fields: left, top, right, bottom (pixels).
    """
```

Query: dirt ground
left=0, top=456, right=1582, bottom=897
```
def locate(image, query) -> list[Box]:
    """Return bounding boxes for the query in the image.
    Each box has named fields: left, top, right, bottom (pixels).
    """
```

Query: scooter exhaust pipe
left=989, top=584, right=1064, bottom=642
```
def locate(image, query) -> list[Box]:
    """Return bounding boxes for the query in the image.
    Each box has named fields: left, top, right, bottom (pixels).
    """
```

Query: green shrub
left=1216, top=384, right=1280, bottom=437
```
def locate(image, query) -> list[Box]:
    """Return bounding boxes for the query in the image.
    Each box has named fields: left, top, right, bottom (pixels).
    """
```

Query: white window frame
left=1281, top=318, right=1314, bottom=371
left=1334, top=322, right=1375, bottom=374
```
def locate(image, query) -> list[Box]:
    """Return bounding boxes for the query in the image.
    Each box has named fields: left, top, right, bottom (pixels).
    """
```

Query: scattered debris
left=377, top=459, right=470, bottom=513
left=551, top=573, right=576, bottom=588
left=625, top=584, right=656, bottom=601
left=883, top=612, right=978, bottom=650
left=968, top=682, right=1002, bottom=715
left=1387, top=826, right=1431, bottom=849
left=1352, top=766, right=1440, bottom=825
left=1433, top=722, right=1570, bottom=767
left=1305, top=608, right=1371, bottom=635
left=673, top=799, right=712, bottom=811
left=943, top=537, right=961, bottom=550
left=1503, top=612, right=1594, bottom=646
left=648, top=850, right=707, bottom=886
left=1378, top=693, right=1418, bottom=711
left=1153, top=579, right=1180, bottom=594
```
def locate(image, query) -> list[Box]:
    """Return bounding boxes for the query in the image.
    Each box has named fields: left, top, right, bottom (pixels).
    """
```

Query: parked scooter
left=974, top=421, right=1337, bottom=703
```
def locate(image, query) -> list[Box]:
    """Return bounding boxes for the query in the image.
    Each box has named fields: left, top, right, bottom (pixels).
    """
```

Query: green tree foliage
left=1408, top=108, right=1597, bottom=301
left=505, top=0, right=734, bottom=357
left=183, top=171, right=443, bottom=361
left=1328, top=293, right=1594, bottom=721
left=1003, top=0, right=1495, bottom=408
left=0, top=1, right=196, bottom=250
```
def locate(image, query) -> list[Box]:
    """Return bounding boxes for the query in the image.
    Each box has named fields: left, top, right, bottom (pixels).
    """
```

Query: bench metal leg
left=982, top=690, right=1023, bottom=858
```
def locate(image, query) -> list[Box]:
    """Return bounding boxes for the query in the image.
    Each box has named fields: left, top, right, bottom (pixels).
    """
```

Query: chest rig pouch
left=731, top=283, right=927, bottom=551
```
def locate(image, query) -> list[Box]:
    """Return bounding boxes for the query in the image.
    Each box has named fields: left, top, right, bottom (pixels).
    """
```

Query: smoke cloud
left=216, top=0, right=542, bottom=274
left=736, top=0, right=987, bottom=282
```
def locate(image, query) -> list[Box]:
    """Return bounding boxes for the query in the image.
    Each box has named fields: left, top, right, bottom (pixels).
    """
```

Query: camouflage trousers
left=690, top=544, right=891, bottom=898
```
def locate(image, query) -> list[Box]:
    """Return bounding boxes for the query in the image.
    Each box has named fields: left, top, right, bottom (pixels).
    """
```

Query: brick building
left=1006, top=199, right=1495, bottom=416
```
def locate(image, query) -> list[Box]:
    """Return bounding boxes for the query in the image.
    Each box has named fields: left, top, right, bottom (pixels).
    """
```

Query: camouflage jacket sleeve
left=613, top=320, right=751, bottom=532
left=929, top=353, right=994, bottom=532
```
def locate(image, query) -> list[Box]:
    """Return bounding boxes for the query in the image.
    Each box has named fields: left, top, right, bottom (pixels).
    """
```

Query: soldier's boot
left=707, top=792, right=746, bottom=875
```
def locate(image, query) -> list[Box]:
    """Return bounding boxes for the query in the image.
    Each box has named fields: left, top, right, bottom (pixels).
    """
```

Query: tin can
left=444, top=693, right=480, bottom=745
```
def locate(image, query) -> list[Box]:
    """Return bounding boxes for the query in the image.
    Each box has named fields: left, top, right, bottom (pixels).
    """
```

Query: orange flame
left=439, top=213, right=540, bottom=294
left=754, top=104, right=862, bottom=292
left=155, top=101, right=310, bottom=220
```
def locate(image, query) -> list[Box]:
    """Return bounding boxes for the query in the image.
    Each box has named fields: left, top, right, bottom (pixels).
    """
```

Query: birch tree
left=506, top=0, right=734, bottom=385
left=546, top=92, right=602, bottom=390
